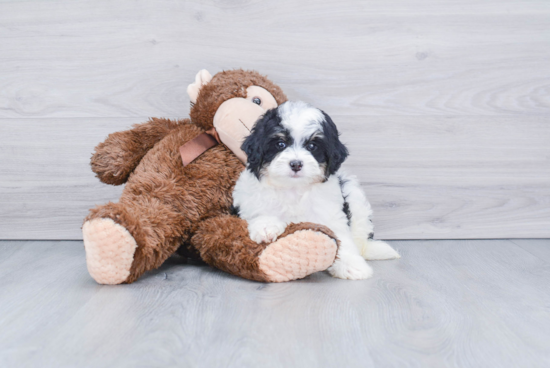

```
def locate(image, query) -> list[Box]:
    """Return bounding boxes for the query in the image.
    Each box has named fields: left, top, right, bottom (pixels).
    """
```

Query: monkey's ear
left=187, top=69, right=213, bottom=104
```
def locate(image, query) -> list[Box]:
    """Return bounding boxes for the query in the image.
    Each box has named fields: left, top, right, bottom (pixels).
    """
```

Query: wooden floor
left=1, top=240, right=549, bottom=368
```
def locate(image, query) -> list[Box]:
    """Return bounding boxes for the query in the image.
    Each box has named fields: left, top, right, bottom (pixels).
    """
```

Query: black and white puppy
left=232, top=101, right=400, bottom=280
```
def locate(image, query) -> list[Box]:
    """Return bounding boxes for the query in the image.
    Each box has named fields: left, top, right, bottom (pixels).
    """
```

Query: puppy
left=232, top=101, right=400, bottom=280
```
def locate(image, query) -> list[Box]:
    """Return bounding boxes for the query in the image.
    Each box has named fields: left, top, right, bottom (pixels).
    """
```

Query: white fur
left=233, top=102, right=399, bottom=280
left=279, top=100, right=324, bottom=139
left=340, top=175, right=401, bottom=261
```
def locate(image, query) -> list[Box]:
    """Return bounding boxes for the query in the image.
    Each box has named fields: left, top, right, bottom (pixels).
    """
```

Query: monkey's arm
left=91, top=118, right=185, bottom=185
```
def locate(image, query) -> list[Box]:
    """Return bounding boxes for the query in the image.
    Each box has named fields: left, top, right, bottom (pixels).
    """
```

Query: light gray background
left=1, top=0, right=549, bottom=240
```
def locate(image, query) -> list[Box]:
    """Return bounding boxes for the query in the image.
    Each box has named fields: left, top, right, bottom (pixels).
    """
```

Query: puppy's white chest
left=276, top=189, right=315, bottom=221
left=233, top=169, right=347, bottom=230
left=271, top=180, right=344, bottom=225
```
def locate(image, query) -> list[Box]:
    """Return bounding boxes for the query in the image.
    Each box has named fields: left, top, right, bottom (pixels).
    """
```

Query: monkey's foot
left=258, top=226, right=338, bottom=282
left=83, top=218, right=137, bottom=285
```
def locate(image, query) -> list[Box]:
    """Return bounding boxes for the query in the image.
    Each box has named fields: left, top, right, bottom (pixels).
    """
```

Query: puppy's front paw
left=328, top=254, right=373, bottom=280
left=249, top=220, right=286, bottom=244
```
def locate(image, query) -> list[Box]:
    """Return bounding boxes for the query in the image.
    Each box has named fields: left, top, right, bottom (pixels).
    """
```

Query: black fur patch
left=339, top=175, right=352, bottom=226
left=338, top=176, right=350, bottom=188
left=241, top=108, right=293, bottom=179
left=342, top=201, right=351, bottom=226
left=229, top=204, right=240, bottom=217
left=368, top=220, right=374, bottom=239
left=320, top=111, right=349, bottom=177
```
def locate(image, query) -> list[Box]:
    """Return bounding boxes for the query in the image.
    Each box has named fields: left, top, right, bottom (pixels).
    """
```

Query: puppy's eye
left=276, top=141, right=286, bottom=149
left=252, top=97, right=261, bottom=105
left=306, top=143, right=317, bottom=152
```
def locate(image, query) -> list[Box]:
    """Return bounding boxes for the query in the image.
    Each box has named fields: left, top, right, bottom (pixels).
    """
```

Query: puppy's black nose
left=289, top=160, right=303, bottom=172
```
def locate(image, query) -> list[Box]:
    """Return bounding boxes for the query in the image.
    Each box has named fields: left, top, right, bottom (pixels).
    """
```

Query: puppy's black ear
left=241, top=126, right=262, bottom=165
left=322, top=111, right=349, bottom=176
left=241, top=108, right=278, bottom=178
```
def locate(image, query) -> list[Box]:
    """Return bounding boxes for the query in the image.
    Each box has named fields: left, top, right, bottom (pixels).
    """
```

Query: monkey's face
left=212, top=85, right=278, bottom=163
left=187, top=69, right=286, bottom=163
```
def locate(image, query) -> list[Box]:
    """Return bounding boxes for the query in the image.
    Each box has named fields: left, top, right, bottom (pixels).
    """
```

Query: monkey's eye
left=276, top=141, right=287, bottom=150
left=252, top=97, right=261, bottom=105
left=306, top=142, right=317, bottom=152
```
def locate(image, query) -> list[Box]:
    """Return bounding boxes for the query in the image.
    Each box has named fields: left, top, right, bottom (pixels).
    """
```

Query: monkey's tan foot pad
left=83, top=218, right=137, bottom=285
left=258, top=230, right=338, bottom=282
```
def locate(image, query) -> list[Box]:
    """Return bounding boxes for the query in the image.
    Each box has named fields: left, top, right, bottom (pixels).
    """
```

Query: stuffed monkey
left=82, top=69, right=339, bottom=284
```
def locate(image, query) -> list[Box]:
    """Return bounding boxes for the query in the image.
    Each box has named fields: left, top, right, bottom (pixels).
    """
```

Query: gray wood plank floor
left=1, top=240, right=549, bottom=368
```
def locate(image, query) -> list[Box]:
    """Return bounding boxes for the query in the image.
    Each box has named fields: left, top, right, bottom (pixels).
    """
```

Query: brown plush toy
left=82, top=69, right=340, bottom=285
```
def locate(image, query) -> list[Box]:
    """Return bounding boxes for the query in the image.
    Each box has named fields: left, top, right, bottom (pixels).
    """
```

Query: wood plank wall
left=1, top=0, right=549, bottom=240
